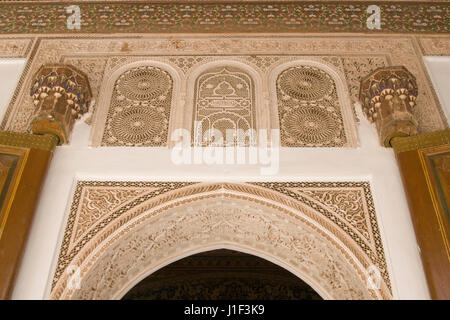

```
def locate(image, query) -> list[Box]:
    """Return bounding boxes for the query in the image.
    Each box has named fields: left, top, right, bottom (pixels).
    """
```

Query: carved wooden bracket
left=359, top=66, right=418, bottom=147
left=29, top=64, right=92, bottom=145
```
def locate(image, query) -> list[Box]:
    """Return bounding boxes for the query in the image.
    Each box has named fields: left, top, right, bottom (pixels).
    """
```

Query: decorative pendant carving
left=29, top=64, right=92, bottom=144
left=359, top=66, right=419, bottom=147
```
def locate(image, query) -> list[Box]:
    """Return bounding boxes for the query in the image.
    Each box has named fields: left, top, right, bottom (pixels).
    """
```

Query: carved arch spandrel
left=50, top=181, right=392, bottom=300
left=268, top=60, right=358, bottom=148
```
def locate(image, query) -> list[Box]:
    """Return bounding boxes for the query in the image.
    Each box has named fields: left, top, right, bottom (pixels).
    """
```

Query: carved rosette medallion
left=277, top=66, right=346, bottom=147
left=103, top=66, right=173, bottom=146
left=359, top=66, right=419, bottom=147
left=29, top=64, right=92, bottom=145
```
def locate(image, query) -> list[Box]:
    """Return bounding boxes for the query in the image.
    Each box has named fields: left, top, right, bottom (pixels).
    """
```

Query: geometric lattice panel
left=277, top=66, right=346, bottom=147
left=102, top=66, right=173, bottom=146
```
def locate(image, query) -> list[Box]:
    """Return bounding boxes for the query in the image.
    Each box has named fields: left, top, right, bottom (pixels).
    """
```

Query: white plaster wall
left=424, top=56, right=450, bottom=123
left=0, top=59, right=26, bottom=121
left=10, top=105, right=430, bottom=300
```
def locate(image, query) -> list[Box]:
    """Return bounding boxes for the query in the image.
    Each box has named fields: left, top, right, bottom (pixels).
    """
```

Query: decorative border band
left=0, top=1, right=448, bottom=34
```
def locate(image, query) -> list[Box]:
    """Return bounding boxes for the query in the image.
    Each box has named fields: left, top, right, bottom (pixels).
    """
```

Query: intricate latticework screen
left=102, top=66, right=173, bottom=146
left=277, top=66, right=346, bottom=147
left=192, top=66, right=256, bottom=147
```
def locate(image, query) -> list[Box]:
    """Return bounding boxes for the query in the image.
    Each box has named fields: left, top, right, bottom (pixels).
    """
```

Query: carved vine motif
left=73, top=187, right=154, bottom=244
left=71, top=196, right=371, bottom=300
left=251, top=182, right=388, bottom=289
left=298, top=189, right=371, bottom=240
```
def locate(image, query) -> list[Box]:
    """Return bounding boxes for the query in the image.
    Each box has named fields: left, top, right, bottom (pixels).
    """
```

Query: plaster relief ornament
left=277, top=66, right=345, bottom=147
left=359, top=66, right=418, bottom=147
left=103, top=66, right=173, bottom=146
left=193, top=66, right=256, bottom=147
left=1, top=37, right=446, bottom=141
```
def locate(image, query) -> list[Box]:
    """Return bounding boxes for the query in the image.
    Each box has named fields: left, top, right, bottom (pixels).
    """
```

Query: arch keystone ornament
left=50, top=181, right=392, bottom=300
left=359, top=66, right=418, bottom=147
left=29, top=64, right=92, bottom=145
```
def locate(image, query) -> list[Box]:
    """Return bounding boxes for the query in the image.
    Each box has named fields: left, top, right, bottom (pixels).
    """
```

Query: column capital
left=29, top=64, right=92, bottom=145
left=359, top=66, right=418, bottom=147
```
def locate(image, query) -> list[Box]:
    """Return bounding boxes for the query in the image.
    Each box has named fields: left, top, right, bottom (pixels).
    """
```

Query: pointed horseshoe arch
left=50, top=182, right=391, bottom=300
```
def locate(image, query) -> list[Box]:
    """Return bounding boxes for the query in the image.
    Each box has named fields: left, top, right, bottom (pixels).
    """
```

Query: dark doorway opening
left=122, top=249, right=322, bottom=300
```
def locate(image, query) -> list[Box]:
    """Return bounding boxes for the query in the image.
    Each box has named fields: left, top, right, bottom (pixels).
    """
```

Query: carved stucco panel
left=275, top=65, right=347, bottom=147
left=95, top=56, right=358, bottom=147
left=70, top=186, right=156, bottom=249
left=1, top=36, right=446, bottom=137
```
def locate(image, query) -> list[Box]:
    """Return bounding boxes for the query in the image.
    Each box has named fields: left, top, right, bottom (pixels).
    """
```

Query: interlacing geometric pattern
left=192, top=66, right=256, bottom=146
left=102, top=66, right=173, bottom=146
left=277, top=66, right=345, bottom=147
left=50, top=181, right=392, bottom=300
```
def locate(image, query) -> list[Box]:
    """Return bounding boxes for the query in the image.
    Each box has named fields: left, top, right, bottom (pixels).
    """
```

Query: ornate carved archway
left=50, top=182, right=392, bottom=300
